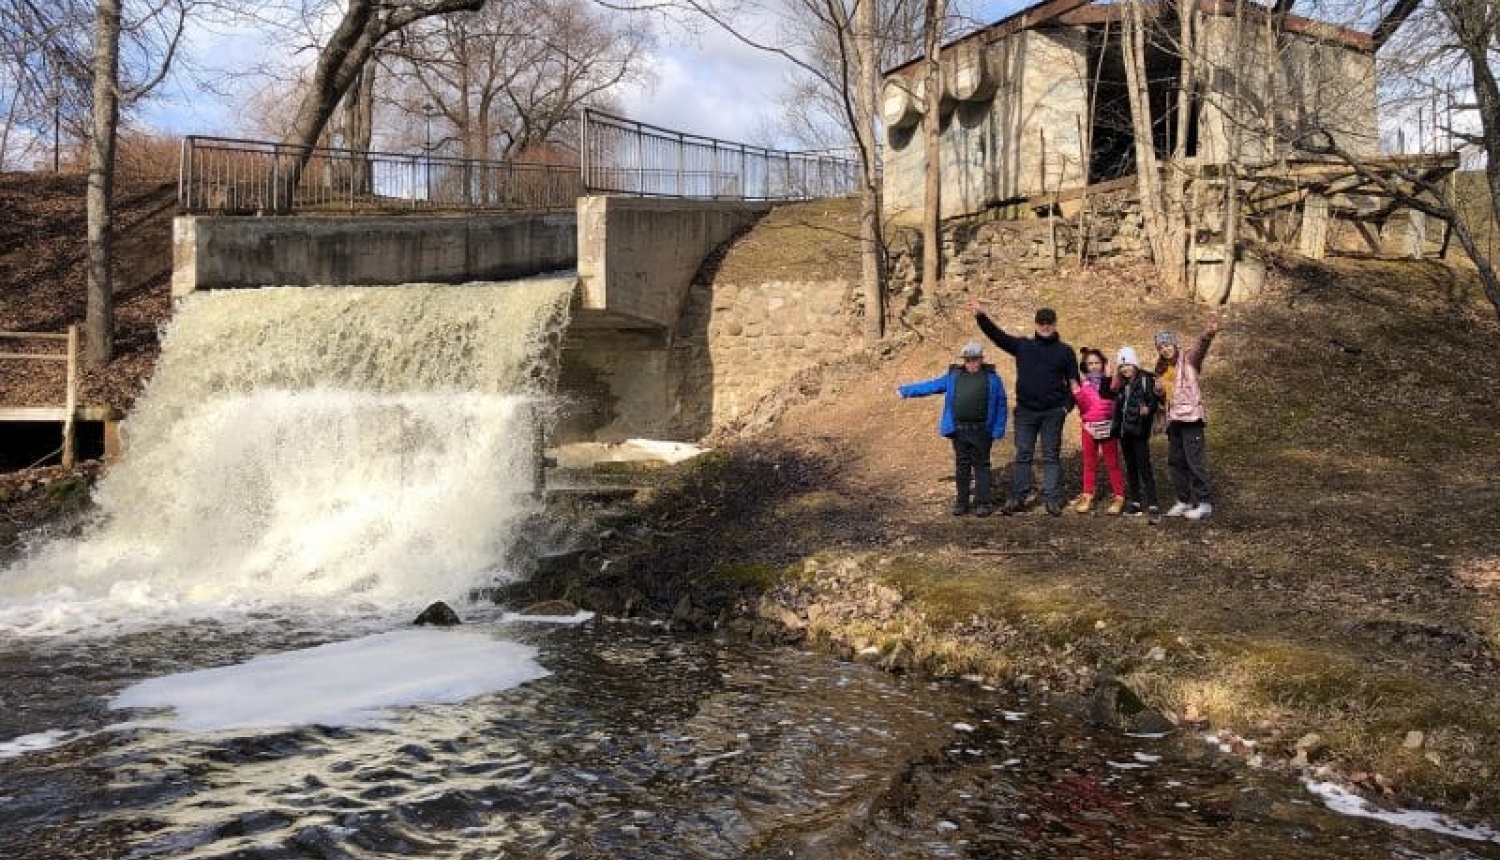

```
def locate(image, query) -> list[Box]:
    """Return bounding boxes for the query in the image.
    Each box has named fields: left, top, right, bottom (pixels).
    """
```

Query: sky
left=133, top=0, right=1030, bottom=151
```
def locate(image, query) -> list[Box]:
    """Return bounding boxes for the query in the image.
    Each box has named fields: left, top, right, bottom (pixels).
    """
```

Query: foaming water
left=0, top=278, right=572, bottom=636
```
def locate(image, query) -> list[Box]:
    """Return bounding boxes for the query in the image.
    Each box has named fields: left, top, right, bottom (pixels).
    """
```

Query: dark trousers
left=1118, top=432, right=1159, bottom=509
left=951, top=423, right=994, bottom=508
left=1167, top=421, right=1212, bottom=504
left=1010, top=404, right=1068, bottom=504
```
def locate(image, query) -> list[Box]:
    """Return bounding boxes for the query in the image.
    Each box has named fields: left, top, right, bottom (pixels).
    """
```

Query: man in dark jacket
left=969, top=302, right=1079, bottom=515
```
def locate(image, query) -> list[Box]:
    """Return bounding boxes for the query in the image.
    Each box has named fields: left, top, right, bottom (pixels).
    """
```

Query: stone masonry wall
left=886, top=188, right=1149, bottom=299
left=668, top=278, right=861, bottom=438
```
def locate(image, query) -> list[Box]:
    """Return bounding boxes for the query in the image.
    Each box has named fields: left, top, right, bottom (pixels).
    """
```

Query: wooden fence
left=0, top=326, right=81, bottom=468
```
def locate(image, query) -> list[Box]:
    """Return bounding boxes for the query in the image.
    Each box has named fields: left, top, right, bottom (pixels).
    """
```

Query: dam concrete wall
left=172, top=213, right=577, bottom=295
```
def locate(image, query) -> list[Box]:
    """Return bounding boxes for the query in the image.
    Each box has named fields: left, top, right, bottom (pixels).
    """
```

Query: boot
left=1106, top=495, right=1127, bottom=516
left=1071, top=492, right=1094, bottom=514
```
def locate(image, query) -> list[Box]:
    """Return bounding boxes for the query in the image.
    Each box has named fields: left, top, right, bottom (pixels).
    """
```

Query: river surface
left=3, top=614, right=1496, bottom=860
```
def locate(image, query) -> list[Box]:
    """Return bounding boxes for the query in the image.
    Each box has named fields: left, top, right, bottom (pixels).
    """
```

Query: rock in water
left=414, top=601, right=462, bottom=626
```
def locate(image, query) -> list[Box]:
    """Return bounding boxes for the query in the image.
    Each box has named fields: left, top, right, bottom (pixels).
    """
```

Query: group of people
left=898, top=302, right=1219, bottom=525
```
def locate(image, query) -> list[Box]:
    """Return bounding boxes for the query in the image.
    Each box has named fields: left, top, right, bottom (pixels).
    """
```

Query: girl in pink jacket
left=1068, top=348, right=1126, bottom=515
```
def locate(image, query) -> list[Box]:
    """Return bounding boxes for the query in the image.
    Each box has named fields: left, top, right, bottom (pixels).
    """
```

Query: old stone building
left=881, top=0, right=1382, bottom=223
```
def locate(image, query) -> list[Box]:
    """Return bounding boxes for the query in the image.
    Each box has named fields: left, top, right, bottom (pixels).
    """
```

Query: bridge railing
left=580, top=108, right=859, bottom=201
left=178, top=136, right=583, bottom=214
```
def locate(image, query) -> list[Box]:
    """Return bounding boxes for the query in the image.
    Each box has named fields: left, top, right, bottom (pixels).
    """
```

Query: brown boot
left=1072, top=492, right=1094, bottom=514
left=1106, top=495, right=1127, bottom=516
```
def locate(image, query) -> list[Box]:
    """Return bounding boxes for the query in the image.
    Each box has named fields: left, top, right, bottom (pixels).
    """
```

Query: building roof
left=885, top=0, right=1375, bottom=77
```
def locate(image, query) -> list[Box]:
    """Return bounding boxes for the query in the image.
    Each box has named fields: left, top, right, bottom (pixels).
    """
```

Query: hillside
left=4, top=176, right=1500, bottom=822
left=551, top=199, right=1500, bottom=821
left=0, top=171, right=175, bottom=410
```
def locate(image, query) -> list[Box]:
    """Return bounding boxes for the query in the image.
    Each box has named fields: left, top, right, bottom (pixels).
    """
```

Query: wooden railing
left=0, top=326, right=81, bottom=468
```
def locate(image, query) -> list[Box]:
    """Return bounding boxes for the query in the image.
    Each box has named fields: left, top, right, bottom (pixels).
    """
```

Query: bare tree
left=386, top=0, right=649, bottom=164
left=275, top=0, right=486, bottom=208
left=0, top=0, right=94, bottom=169
left=633, top=0, right=924, bottom=343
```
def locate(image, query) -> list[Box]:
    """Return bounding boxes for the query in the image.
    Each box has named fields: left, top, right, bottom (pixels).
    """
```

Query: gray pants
left=1010, top=404, right=1068, bottom=505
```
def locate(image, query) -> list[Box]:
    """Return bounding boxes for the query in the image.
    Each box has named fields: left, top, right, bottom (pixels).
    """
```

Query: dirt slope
left=676, top=202, right=1500, bottom=818
left=0, top=171, right=175, bottom=410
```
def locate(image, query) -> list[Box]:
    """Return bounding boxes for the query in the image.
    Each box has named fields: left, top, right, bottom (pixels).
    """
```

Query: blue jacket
left=898, top=364, right=1008, bottom=439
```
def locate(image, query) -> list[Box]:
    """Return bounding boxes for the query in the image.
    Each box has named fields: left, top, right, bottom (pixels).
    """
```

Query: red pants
left=1079, top=428, right=1125, bottom=496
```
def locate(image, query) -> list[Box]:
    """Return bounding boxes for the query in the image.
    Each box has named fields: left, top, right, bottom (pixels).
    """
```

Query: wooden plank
left=0, top=406, right=122, bottom=421
left=0, top=407, right=71, bottom=421
left=0, top=331, right=68, bottom=340
left=0, top=352, right=68, bottom=361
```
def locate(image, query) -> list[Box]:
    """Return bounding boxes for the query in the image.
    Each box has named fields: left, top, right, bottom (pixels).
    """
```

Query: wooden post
left=62, top=324, right=77, bottom=469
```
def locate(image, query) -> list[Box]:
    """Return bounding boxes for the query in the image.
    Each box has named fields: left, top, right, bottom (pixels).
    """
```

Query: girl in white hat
left=1110, top=346, right=1163, bottom=523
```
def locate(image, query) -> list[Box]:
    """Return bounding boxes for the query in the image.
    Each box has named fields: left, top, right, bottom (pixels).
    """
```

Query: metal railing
left=178, top=136, right=584, bottom=214
left=580, top=108, right=859, bottom=201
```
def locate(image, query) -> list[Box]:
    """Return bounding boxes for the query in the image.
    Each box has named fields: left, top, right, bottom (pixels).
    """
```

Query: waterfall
left=0, top=278, right=573, bottom=635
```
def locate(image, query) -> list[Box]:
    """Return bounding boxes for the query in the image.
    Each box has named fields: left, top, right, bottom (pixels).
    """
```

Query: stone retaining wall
left=669, top=278, right=861, bottom=438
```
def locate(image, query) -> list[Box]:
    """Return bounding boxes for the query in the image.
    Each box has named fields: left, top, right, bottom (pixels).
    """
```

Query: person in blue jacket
left=897, top=341, right=1009, bottom=517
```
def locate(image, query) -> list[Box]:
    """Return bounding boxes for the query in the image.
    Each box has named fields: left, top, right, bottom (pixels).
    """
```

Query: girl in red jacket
left=1068, top=347, right=1126, bottom=515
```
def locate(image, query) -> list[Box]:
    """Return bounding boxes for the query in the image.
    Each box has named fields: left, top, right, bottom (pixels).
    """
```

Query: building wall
left=884, top=19, right=1377, bottom=223
left=883, top=28, right=1091, bottom=224
left=1195, top=16, right=1377, bottom=163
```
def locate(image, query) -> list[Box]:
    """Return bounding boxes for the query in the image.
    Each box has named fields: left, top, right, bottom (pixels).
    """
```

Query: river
left=1, top=280, right=1496, bottom=859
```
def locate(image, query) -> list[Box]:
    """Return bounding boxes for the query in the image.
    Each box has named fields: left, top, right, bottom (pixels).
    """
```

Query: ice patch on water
left=110, top=629, right=549, bottom=732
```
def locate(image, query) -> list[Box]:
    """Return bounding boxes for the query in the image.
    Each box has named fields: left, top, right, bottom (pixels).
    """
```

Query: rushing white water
left=0, top=278, right=573, bottom=636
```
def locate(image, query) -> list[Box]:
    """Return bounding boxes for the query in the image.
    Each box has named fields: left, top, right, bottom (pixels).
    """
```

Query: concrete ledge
left=576, top=196, right=771, bottom=329
left=173, top=213, right=578, bottom=295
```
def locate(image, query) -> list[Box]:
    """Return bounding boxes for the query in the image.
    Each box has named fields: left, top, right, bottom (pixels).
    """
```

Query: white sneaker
left=1184, top=502, right=1214, bottom=521
left=1165, top=501, right=1192, bottom=517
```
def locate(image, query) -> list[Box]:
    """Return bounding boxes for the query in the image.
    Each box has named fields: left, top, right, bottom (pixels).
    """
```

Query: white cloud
left=613, top=22, right=796, bottom=146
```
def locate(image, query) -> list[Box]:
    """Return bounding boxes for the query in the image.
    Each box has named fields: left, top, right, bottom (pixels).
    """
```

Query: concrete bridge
left=171, top=196, right=773, bottom=441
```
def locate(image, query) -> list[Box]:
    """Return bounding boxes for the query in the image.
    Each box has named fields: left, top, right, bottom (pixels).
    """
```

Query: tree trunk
left=1122, top=1, right=1166, bottom=263
left=85, top=0, right=122, bottom=368
left=854, top=0, right=885, bottom=344
left=342, top=64, right=376, bottom=195
left=921, top=0, right=947, bottom=296
left=1122, top=0, right=1189, bottom=295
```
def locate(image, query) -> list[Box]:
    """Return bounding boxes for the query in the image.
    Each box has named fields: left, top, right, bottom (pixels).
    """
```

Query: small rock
left=1144, top=645, right=1166, bottom=661
left=413, top=601, right=461, bottom=626
left=1402, top=730, right=1424, bottom=749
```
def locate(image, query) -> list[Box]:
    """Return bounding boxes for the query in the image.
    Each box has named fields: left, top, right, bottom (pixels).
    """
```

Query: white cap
left=960, top=341, right=984, bottom=359
left=1116, top=346, right=1140, bottom=367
